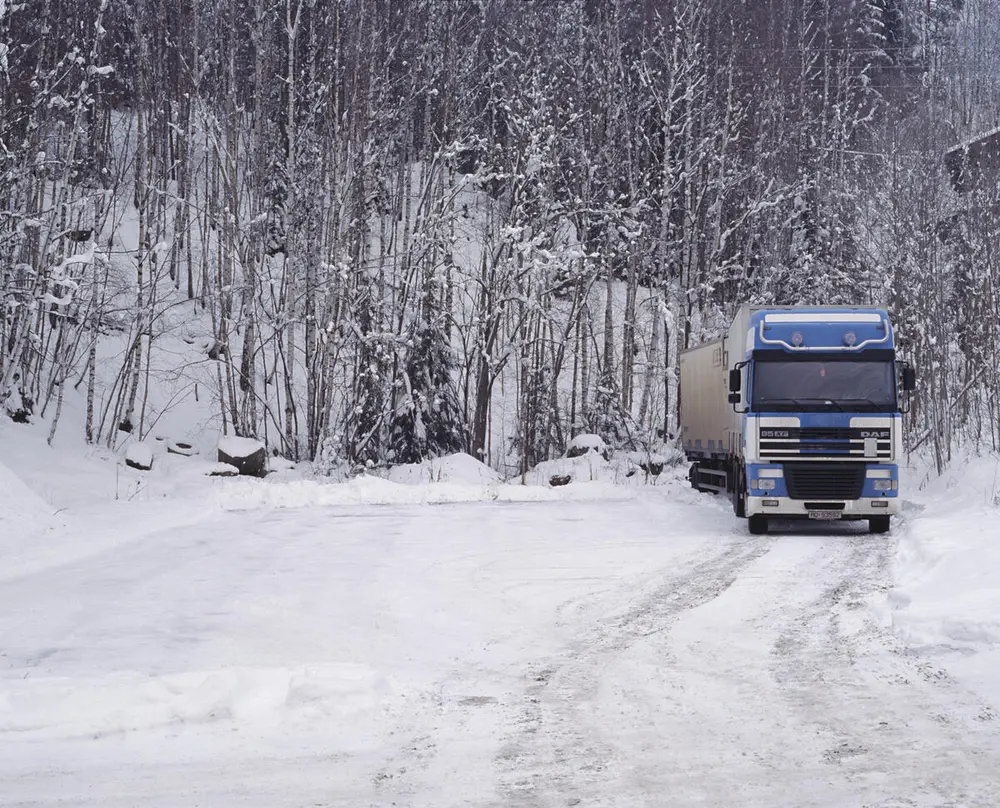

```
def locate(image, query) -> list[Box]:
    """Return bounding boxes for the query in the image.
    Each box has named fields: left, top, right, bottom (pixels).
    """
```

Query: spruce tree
left=388, top=323, right=468, bottom=465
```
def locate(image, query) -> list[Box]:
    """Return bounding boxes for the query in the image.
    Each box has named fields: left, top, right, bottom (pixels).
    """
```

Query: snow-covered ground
left=1, top=421, right=999, bottom=806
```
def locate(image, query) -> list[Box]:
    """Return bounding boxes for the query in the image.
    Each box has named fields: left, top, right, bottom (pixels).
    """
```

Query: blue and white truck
left=679, top=305, right=915, bottom=534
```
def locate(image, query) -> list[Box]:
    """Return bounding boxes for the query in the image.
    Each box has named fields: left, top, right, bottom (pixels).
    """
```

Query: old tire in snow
left=748, top=514, right=768, bottom=535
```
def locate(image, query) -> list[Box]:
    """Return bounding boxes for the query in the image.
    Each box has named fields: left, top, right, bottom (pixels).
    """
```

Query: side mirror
left=901, top=364, right=916, bottom=392
left=728, top=368, right=741, bottom=393
left=728, top=392, right=741, bottom=404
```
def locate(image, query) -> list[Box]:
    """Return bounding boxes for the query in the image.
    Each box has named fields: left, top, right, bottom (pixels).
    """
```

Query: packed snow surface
left=1, top=433, right=999, bottom=807
left=0, top=458, right=61, bottom=545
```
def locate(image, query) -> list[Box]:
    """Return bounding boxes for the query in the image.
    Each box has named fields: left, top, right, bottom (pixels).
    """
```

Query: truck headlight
left=755, top=478, right=776, bottom=491
left=872, top=479, right=895, bottom=491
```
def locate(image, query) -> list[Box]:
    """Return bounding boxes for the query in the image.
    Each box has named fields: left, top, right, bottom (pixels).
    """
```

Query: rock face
left=125, top=442, right=154, bottom=471
left=217, top=436, right=267, bottom=477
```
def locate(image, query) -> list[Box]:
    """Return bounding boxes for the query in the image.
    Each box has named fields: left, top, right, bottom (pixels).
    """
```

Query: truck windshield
left=752, top=360, right=896, bottom=412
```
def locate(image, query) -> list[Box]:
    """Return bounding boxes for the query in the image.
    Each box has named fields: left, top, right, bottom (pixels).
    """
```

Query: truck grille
left=759, top=427, right=891, bottom=460
left=784, top=463, right=866, bottom=500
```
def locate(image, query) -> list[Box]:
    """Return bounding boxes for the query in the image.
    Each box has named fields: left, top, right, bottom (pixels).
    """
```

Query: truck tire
left=868, top=515, right=890, bottom=534
left=732, top=462, right=746, bottom=518
left=748, top=514, right=768, bottom=535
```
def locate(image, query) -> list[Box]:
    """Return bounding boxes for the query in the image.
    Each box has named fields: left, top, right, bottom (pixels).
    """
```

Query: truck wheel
left=732, top=463, right=746, bottom=518
left=868, top=515, right=890, bottom=534
left=748, top=514, right=768, bottom=535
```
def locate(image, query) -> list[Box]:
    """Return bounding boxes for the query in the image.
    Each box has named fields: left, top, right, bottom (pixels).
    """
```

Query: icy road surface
left=2, top=493, right=999, bottom=807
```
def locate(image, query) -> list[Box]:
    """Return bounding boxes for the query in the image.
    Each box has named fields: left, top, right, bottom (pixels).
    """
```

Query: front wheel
left=748, top=514, right=769, bottom=535
left=868, top=515, right=890, bottom=534
left=732, top=462, right=746, bottom=518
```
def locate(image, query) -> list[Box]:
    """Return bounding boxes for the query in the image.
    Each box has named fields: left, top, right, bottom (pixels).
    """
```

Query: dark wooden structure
left=944, top=126, right=1000, bottom=193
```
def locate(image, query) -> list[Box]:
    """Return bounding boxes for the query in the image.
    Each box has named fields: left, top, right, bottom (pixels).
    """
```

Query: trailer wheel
left=748, top=514, right=768, bottom=535
left=868, top=515, right=890, bottom=534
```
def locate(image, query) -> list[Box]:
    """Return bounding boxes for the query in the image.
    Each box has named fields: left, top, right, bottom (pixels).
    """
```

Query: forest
left=1, top=0, right=998, bottom=476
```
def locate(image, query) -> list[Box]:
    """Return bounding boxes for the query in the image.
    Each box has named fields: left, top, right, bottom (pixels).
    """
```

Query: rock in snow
left=218, top=436, right=267, bottom=477
left=207, top=462, right=240, bottom=477
left=565, top=433, right=610, bottom=460
left=125, top=442, right=154, bottom=471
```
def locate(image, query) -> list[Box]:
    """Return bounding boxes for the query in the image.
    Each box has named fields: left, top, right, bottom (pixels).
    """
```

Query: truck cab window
left=752, top=360, right=896, bottom=412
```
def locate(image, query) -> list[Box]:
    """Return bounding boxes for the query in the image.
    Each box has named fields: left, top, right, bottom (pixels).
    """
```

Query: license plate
left=808, top=509, right=842, bottom=520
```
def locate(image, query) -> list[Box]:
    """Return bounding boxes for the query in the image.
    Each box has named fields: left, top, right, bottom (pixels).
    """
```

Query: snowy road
left=2, top=489, right=999, bottom=807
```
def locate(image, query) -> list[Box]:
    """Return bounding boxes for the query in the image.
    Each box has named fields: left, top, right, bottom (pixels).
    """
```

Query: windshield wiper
left=760, top=397, right=844, bottom=411
left=838, top=397, right=889, bottom=411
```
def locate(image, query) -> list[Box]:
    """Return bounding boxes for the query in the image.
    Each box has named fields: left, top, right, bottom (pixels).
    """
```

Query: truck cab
left=680, top=306, right=914, bottom=535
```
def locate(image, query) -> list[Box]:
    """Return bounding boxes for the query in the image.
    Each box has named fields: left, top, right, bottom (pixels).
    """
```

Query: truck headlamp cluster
left=872, top=479, right=897, bottom=491
left=750, top=478, right=777, bottom=490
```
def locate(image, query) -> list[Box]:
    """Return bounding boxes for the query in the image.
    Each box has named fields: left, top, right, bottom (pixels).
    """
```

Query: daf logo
left=859, top=430, right=889, bottom=438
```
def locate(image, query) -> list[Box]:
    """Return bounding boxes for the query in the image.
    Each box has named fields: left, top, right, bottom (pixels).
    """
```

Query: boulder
left=207, top=462, right=240, bottom=477
left=549, top=473, right=572, bottom=487
left=218, top=436, right=267, bottom=477
left=125, top=442, right=154, bottom=471
left=565, top=433, right=610, bottom=461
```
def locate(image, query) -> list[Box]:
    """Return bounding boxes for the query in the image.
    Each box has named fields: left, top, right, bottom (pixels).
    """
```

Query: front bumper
left=746, top=495, right=900, bottom=519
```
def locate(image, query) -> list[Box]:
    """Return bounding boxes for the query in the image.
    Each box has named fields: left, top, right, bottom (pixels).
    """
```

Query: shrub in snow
left=641, top=459, right=663, bottom=476
left=3, top=385, right=33, bottom=423
left=389, top=323, right=467, bottom=464
left=218, top=436, right=267, bottom=477
left=125, top=442, right=154, bottom=471
left=565, top=433, right=610, bottom=461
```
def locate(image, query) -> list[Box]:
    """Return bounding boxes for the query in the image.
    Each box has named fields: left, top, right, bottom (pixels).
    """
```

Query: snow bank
left=891, top=453, right=1000, bottom=651
left=0, top=458, right=60, bottom=540
left=386, top=452, right=501, bottom=486
left=213, top=473, right=635, bottom=511
left=0, top=663, right=392, bottom=740
left=519, top=452, right=673, bottom=487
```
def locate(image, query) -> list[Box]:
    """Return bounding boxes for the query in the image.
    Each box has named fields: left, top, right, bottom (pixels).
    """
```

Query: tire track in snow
left=495, top=534, right=774, bottom=807
left=768, top=532, right=1000, bottom=806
